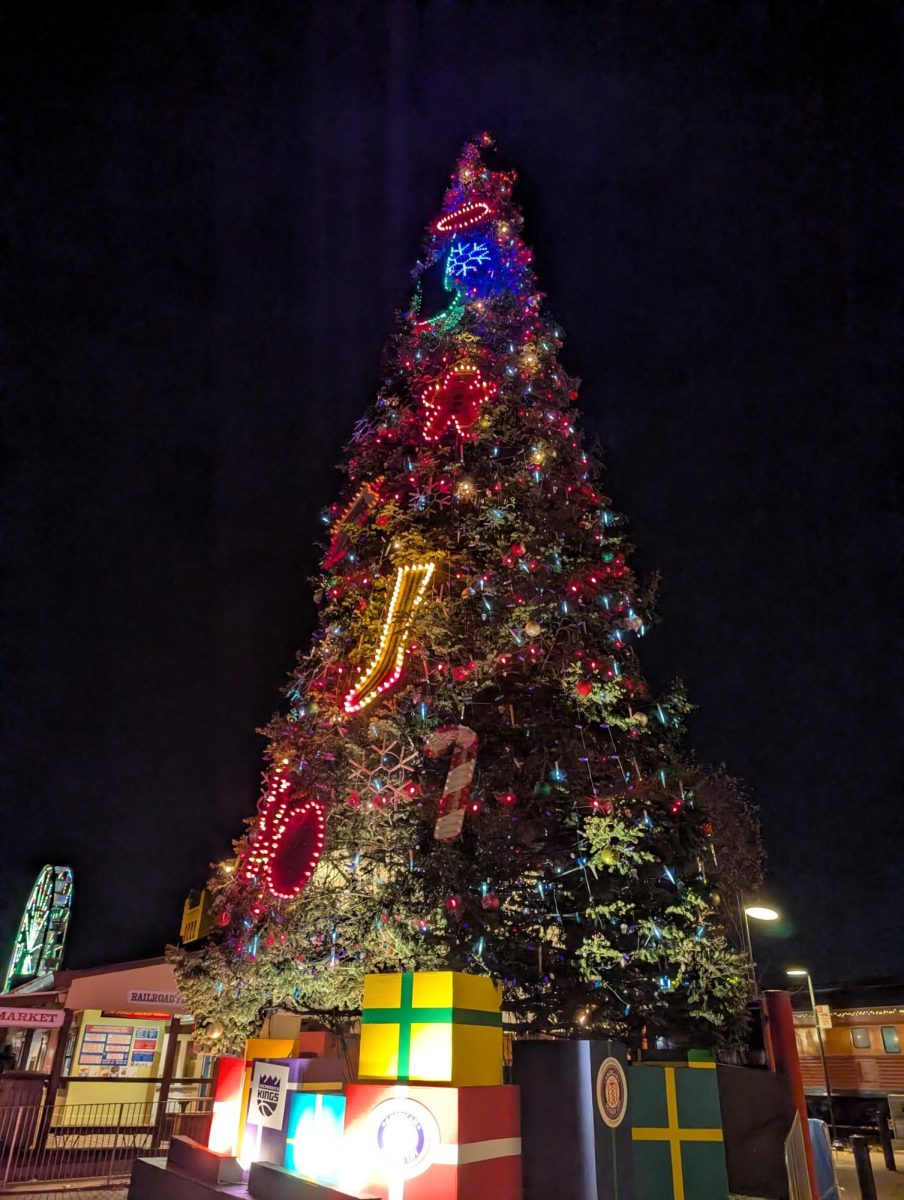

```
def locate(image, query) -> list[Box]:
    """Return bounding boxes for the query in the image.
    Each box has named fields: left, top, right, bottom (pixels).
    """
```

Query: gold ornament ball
left=207, top=1021, right=224, bottom=1041
left=600, top=847, right=618, bottom=867
left=525, top=620, right=542, bottom=638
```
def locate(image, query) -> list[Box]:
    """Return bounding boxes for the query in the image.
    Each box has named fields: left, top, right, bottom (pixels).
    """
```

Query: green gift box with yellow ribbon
left=358, top=970, right=503, bottom=1087
left=630, top=1055, right=729, bottom=1200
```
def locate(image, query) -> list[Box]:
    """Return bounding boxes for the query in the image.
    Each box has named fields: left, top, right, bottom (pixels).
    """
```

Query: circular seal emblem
left=368, top=1097, right=440, bottom=1179
left=595, top=1056, right=628, bottom=1128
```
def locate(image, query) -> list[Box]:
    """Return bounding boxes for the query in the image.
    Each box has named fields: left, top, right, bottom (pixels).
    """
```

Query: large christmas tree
left=173, top=135, right=749, bottom=1053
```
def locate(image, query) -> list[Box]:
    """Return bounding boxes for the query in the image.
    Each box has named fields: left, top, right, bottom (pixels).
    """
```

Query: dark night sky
left=3, top=2, right=902, bottom=989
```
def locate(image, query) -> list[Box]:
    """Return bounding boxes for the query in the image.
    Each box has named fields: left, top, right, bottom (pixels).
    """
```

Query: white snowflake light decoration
left=347, top=727, right=421, bottom=810
left=446, top=239, right=492, bottom=281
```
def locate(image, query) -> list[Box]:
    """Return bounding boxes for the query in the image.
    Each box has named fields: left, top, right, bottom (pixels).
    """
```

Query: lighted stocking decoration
left=323, top=477, right=384, bottom=570
left=419, top=362, right=497, bottom=442
left=241, top=772, right=326, bottom=900
left=413, top=255, right=463, bottom=327
left=343, top=562, right=436, bottom=713
left=424, top=725, right=479, bottom=842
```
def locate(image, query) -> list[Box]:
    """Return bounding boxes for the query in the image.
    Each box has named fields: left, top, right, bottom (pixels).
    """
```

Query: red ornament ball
left=452, top=665, right=471, bottom=682
left=481, top=892, right=500, bottom=912
left=216, top=909, right=231, bottom=927
left=576, top=679, right=594, bottom=696
left=445, top=894, right=462, bottom=913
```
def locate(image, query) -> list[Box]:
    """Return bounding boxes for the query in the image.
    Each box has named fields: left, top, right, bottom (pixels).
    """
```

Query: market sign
left=0, top=1007, right=65, bottom=1028
left=126, top=989, right=182, bottom=1006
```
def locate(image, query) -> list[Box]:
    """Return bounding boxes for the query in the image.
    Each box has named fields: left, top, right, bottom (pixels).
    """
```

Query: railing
left=0, top=1097, right=213, bottom=1189
left=785, top=1110, right=814, bottom=1200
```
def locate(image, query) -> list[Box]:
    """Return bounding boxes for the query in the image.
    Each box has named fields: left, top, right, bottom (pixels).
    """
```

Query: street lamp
left=744, top=906, right=780, bottom=922
left=787, top=968, right=837, bottom=1143
left=741, top=902, right=781, bottom=994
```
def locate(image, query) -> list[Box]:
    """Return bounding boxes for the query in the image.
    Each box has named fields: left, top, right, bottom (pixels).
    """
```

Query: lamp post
left=787, top=968, right=837, bottom=1143
left=742, top=901, right=780, bottom=995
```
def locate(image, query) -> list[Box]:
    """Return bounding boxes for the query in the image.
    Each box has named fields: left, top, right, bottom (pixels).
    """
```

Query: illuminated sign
left=79, top=1025, right=133, bottom=1067
left=367, top=1096, right=440, bottom=1180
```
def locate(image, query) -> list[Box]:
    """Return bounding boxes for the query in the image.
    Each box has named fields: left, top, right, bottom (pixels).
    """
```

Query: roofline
left=61, top=956, right=168, bottom=980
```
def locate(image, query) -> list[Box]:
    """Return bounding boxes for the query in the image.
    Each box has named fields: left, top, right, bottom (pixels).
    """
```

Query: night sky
left=3, top=2, right=902, bottom=990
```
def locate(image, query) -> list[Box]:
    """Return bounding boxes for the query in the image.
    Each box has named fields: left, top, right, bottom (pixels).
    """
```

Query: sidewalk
left=834, top=1147, right=904, bottom=1198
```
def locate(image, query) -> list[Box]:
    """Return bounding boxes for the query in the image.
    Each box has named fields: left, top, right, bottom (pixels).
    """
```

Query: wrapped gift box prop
left=279, top=970, right=521, bottom=1200
left=358, top=971, right=503, bottom=1085
left=284, top=1092, right=348, bottom=1187
left=629, top=1055, right=729, bottom=1200
left=208, top=1056, right=247, bottom=1156
left=512, top=1038, right=635, bottom=1200
left=340, top=1081, right=521, bottom=1200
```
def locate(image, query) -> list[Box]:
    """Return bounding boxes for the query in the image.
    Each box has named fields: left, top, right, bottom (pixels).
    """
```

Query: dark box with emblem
left=512, top=1038, right=635, bottom=1200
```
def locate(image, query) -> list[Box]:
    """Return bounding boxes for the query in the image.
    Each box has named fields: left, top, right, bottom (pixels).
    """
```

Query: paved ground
left=834, top=1148, right=904, bottom=1198
left=6, top=1193, right=127, bottom=1199
left=4, top=1185, right=128, bottom=1199
left=7, top=1149, right=903, bottom=1199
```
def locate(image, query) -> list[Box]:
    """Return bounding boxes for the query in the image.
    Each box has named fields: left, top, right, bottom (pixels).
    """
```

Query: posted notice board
left=78, top=1025, right=133, bottom=1068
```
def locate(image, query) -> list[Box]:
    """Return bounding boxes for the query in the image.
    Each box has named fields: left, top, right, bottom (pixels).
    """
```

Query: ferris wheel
left=3, top=865, right=74, bottom=992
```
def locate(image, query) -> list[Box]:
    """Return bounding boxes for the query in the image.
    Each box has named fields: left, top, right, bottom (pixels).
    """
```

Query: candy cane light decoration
left=343, top=562, right=436, bottom=714
left=424, top=725, right=479, bottom=842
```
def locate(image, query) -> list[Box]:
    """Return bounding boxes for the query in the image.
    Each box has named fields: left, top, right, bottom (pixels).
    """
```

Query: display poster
left=130, top=1026, right=160, bottom=1065
left=78, top=1025, right=134, bottom=1068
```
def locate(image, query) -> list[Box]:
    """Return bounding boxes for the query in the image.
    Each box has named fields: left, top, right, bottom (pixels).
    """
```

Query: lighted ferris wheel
left=3, top=865, right=74, bottom=992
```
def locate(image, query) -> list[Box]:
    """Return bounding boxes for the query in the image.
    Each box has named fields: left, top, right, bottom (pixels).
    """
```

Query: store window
left=881, top=1027, right=901, bottom=1054
left=850, top=1027, right=871, bottom=1049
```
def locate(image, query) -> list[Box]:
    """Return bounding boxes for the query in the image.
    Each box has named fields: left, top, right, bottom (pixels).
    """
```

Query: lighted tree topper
left=3, top=865, right=73, bottom=991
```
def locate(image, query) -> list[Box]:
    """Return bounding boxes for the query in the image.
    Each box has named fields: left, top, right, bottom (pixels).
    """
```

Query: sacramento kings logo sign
left=595, top=1056, right=628, bottom=1128
left=368, top=1097, right=440, bottom=1179
left=256, top=1073, right=282, bottom=1118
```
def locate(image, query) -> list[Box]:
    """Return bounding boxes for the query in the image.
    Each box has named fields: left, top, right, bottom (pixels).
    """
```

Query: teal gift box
left=630, top=1057, right=729, bottom=1200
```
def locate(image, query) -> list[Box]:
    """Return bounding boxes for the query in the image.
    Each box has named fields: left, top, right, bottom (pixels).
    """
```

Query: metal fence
left=785, top=1110, right=813, bottom=1200
left=0, top=1097, right=213, bottom=1190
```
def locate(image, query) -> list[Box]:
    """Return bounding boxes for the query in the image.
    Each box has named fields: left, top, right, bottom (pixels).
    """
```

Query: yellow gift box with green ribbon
left=359, top=970, right=503, bottom=1086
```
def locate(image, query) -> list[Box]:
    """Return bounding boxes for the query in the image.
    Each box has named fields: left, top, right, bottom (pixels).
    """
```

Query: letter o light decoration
left=243, top=786, right=326, bottom=900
